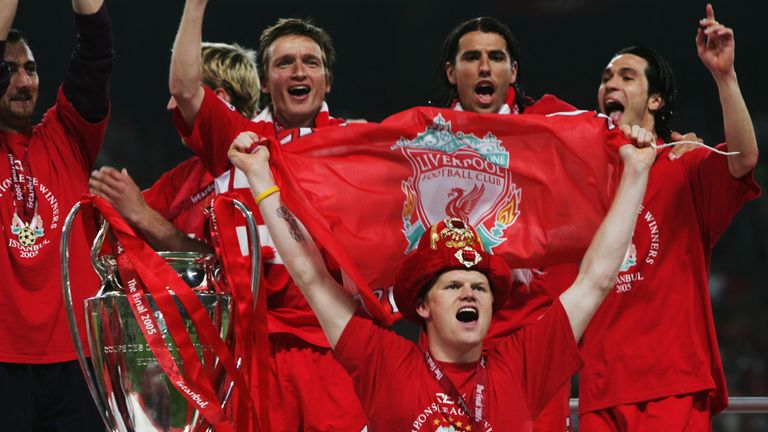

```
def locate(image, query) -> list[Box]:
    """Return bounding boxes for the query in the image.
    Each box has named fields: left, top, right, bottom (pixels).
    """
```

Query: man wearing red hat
left=226, top=124, right=655, bottom=431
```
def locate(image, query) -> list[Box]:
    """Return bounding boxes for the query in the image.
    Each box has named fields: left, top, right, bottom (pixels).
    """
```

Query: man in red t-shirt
left=433, top=17, right=581, bottom=431
left=89, top=41, right=260, bottom=251
left=0, top=0, right=114, bottom=430
left=227, top=111, right=656, bottom=430
left=168, top=0, right=366, bottom=429
left=578, top=5, right=760, bottom=431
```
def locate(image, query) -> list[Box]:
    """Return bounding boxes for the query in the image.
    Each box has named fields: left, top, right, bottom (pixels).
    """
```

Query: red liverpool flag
left=266, top=107, right=626, bottom=325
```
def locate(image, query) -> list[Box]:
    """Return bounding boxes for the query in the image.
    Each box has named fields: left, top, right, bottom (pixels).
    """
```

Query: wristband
left=254, top=185, right=280, bottom=205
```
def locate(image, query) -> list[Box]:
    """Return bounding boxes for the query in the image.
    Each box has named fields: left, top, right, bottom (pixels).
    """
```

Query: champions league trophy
left=61, top=198, right=260, bottom=432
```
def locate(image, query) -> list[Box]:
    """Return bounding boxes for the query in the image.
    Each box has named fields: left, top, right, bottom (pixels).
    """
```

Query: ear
left=509, top=60, right=518, bottom=84
left=647, top=93, right=665, bottom=112
left=445, top=61, right=457, bottom=85
left=214, top=87, right=232, bottom=104
left=415, top=299, right=431, bottom=321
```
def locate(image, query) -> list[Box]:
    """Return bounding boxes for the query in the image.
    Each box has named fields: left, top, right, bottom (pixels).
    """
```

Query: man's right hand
left=89, top=166, right=151, bottom=225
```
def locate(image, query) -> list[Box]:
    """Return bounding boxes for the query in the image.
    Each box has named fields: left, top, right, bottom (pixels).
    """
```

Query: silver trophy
left=61, top=199, right=260, bottom=432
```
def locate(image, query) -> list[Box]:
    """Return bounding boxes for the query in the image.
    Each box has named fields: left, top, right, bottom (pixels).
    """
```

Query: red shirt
left=173, top=88, right=343, bottom=347
left=334, top=300, right=583, bottom=431
left=142, top=156, right=213, bottom=241
left=578, top=143, right=760, bottom=415
left=0, top=88, right=107, bottom=363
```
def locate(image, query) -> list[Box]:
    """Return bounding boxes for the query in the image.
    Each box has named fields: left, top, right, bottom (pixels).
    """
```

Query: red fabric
left=0, top=87, right=107, bottom=363
left=333, top=300, right=582, bottom=431
left=270, top=107, right=626, bottom=325
left=172, top=87, right=344, bottom=347
left=579, top=392, right=711, bottom=432
left=142, top=156, right=213, bottom=241
left=578, top=143, right=761, bottom=415
left=267, top=334, right=367, bottom=432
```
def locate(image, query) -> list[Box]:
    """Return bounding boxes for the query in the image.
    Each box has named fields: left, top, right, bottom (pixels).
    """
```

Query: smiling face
left=0, top=41, right=39, bottom=132
left=445, top=31, right=517, bottom=114
left=263, top=35, right=330, bottom=129
left=598, top=53, right=662, bottom=133
left=417, top=269, right=494, bottom=361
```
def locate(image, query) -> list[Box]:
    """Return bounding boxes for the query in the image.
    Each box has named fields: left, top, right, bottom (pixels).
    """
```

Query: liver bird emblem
left=445, top=184, right=485, bottom=221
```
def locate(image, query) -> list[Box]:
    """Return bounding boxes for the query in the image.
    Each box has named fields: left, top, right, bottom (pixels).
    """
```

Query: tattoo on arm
left=277, top=206, right=306, bottom=243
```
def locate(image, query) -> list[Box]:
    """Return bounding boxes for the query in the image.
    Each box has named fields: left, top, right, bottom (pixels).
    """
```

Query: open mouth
left=287, top=86, right=310, bottom=97
left=456, top=306, right=479, bottom=323
left=604, top=100, right=624, bottom=123
left=474, top=82, right=495, bottom=102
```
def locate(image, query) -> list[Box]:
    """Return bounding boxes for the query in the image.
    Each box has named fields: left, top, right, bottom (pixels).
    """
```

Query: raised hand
left=227, top=131, right=274, bottom=192
left=696, top=3, right=735, bottom=79
left=89, top=166, right=151, bottom=225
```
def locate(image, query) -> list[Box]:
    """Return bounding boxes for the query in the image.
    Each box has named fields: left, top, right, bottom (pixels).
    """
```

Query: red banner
left=268, top=107, right=626, bottom=326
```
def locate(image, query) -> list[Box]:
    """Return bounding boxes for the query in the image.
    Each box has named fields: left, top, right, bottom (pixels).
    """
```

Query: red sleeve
left=333, top=314, right=419, bottom=409
left=52, top=86, right=108, bottom=168
left=172, top=87, right=253, bottom=176
left=492, top=300, right=582, bottom=418
left=682, top=143, right=761, bottom=244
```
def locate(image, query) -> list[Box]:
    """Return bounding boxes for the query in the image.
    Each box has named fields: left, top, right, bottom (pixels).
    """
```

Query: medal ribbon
left=424, top=350, right=489, bottom=428
left=6, top=146, right=36, bottom=222
left=165, top=181, right=215, bottom=221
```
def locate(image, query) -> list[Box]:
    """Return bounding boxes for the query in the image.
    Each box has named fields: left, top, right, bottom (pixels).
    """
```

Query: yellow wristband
left=254, top=185, right=280, bottom=205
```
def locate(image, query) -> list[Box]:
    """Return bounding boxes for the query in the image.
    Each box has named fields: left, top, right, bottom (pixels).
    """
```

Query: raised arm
left=72, top=0, right=102, bottom=14
left=697, top=3, right=758, bottom=178
left=89, top=167, right=211, bottom=253
left=559, top=138, right=655, bottom=341
left=0, top=0, right=17, bottom=40
left=169, top=0, right=207, bottom=129
left=228, top=132, right=357, bottom=348
left=0, top=0, right=18, bottom=95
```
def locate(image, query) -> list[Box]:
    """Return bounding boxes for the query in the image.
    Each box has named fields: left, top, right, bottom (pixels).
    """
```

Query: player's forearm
left=561, top=161, right=649, bottom=340
left=256, top=189, right=355, bottom=348
left=169, top=0, right=207, bottom=125
left=131, top=207, right=211, bottom=253
left=714, top=73, right=759, bottom=178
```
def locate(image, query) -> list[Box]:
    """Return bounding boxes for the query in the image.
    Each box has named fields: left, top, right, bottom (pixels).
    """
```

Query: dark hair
left=432, top=17, right=530, bottom=111
left=7, top=29, right=28, bottom=46
left=258, top=18, right=335, bottom=108
left=614, top=46, right=677, bottom=142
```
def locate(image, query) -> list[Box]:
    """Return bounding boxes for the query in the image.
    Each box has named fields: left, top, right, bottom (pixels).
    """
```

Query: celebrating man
left=0, top=0, right=114, bottom=430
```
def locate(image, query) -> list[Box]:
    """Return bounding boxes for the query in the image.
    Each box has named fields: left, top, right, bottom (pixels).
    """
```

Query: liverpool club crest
left=392, top=114, right=521, bottom=253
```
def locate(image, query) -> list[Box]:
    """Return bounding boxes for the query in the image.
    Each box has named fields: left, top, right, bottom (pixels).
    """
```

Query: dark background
left=14, top=0, right=768, bottom=429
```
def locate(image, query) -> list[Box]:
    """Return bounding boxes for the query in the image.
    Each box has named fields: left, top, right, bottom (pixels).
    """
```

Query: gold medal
left=17, top=224, right=37, bottom=246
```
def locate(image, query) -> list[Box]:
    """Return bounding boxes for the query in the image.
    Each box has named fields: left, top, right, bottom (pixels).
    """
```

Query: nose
left=291, top=61, right=308, bottom=79
left=166, top=96, right=177, bottom=111
left=12, top=69, right=33, bottom=87
left=459, top=284, right=477, bottom=300
left=478, top=54, right=491, bottom=76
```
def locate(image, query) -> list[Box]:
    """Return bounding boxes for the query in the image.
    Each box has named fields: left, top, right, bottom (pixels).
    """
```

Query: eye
left=463, top=52, right=480, bottom=62
left=473, top=284, right=489, bottom=292
left=446, top=283, right=460, bottom=290
left=24, top=64, right=36, bottom=75
left=489, top=52, right=506, bottom=62
left=622, top=76, right=634, bottom=82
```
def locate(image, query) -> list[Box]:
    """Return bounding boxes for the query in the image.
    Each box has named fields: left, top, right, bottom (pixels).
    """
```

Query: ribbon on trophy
left=82, top=195, right=262, bottom=431
left=208, top=191, right=271, bottom=431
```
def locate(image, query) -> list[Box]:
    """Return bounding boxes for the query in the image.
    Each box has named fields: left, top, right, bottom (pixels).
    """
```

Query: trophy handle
left=213, top=198, right=261, bottom=420
left=90, top=219, right=109, bottom=283
left=60, top=201, right=116, bottom=431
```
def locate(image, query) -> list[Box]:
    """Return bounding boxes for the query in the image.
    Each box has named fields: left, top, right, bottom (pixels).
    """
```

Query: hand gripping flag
left=266, top=107, right=627, bottom=326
